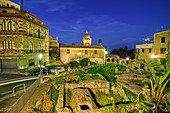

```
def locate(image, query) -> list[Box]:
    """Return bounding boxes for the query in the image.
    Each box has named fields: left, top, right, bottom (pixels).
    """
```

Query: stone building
left=135, top=30, right=170, bottom=61
left=49, top=35, right=59, bottom=55
left=60, top=31, right=105, bottom=64
left=0, top=0, right=49, bottom=73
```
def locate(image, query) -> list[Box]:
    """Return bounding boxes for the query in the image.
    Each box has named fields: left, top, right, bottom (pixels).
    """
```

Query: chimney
left=21, top=0, right=23, bottom=11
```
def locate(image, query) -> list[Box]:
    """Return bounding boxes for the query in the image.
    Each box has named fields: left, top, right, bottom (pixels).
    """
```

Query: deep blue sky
left=11, top=0, right=170, bottom=50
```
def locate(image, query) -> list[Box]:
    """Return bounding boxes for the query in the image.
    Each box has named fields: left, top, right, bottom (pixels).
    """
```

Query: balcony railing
left=0, top=49, right=46, bottom=55
left=0, top=31, right=46, bottom=39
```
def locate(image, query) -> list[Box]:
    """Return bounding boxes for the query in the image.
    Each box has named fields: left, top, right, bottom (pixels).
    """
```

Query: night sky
left=11, top=0, right=170, bottom=50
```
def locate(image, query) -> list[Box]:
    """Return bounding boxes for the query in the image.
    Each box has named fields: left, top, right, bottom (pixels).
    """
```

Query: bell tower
left=82, top=30, right=92, bottom=46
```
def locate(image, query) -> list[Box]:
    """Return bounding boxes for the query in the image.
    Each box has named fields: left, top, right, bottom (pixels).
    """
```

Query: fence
left=6, top=78, right=40, bottom=113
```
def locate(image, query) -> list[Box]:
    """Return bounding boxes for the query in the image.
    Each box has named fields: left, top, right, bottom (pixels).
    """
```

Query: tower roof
left=83, top=30, right=90, bottom=38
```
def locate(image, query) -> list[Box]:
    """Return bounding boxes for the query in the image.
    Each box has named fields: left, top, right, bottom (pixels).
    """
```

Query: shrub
left=80, top=58, right=91, bottom=67
left=69, top=61, right=79, bottom=68
left=90, top=74, right=102, bottom=80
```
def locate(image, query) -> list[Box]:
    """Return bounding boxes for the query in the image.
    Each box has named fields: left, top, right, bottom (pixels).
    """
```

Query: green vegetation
left=80, top=58, right=96, bottom=67
left=48, top=85, right=59, bottom=112
left=54, top=78, right=65, bottom=85
left=122, top=87, right=137, bottom=102
left=68, top=61, right=79, bottom=68
left=135, top=54, right=170, bottom=113
left=90, top=74, right=102, bottom=80
left=65, top=90, right=71, bottom=106
left=75, top=71, right=86, bottom=79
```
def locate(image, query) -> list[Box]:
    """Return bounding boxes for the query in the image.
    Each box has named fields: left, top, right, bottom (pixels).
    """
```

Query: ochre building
left=60, top=31, right=105, bottom=64
left=0, top=0, right=49, bottom=73
left=136, top=30, right=170, bottom=61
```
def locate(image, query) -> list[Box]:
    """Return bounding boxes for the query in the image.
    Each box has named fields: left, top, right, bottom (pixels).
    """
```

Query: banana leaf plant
left=134, top=54, right=170, bottom=113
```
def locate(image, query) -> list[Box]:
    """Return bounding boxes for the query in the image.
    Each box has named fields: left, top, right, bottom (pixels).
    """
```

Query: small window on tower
left=85, top=50, right=88, bottom=54
left=2, top=10, right=7, bottom=13
left=94, top=50, right=97, bottom=54
left=67, top=49, right=70, bottom=54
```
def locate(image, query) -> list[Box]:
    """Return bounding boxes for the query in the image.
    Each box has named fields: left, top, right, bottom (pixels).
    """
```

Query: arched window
left=2, top=40, right=7, bottom=49
left=8, top=40, right=13, bottom=49
left=2, top=20, right=5, bottom=31
left=29, top=24, right=32, bottom=36
left=29, top=41, right=33, bottom=52
left=38, top=29, right=40, bottom=38
left=8, top=21, right=12, bottom=31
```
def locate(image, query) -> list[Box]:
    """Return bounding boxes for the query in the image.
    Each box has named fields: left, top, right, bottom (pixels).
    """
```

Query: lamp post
left=105, top=51, right=108, bottom=64
left=78, top=52, right=81, bottom=67
left=38, top=54, right=43, bottom=82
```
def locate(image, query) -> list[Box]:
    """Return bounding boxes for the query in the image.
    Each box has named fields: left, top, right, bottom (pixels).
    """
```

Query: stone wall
left=65, top=79, right=110, bottom=94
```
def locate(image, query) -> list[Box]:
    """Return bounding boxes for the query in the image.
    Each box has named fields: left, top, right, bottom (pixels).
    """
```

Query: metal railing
left=12, top=83, right=26, bottom=96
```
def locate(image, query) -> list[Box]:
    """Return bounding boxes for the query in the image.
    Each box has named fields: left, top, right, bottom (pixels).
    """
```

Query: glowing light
left=126, top=57, right=129, bottom=60
left=105, top=51, right=108, bottom=55
left=38, top=54, right=42, bottom=59
left=78, top=52, right=81, bottom=56
left=151, top=55, right=157, bottom=59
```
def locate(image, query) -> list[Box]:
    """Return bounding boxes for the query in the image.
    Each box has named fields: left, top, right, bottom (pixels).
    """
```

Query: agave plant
left=134, top=54, right=170, bottom=113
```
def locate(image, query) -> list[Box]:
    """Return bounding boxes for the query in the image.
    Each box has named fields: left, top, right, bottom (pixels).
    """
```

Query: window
left=85, top=50, right=88, bottom=54
left=2, top=20, right=5, bottom=31
left=2, top=40, right=7, bottom=49
left=94, top=50, right=97, bottom=54
left=136, top=49, right=139, bottom=54
left=38, top=29, right=40, bottom=38
left=8, top=21, right=12, bottom=31
left=160, top=48, right=166, bottom=54
left=67, top=49, right=70, bottom=54
left=8, top=40, right=13, bottom=49
left=149, top=48, right=151, bottom=53
left=142, top=49, right=144, bottom=53
left=38, top=42, right=41, bottom=51
left=2, top=10, right=7, bottom=13
left=29, top=41, right=33, bottom=52
left=29, top=24, right=32, bottom=36
left=161, top=37, right=165, bottom=43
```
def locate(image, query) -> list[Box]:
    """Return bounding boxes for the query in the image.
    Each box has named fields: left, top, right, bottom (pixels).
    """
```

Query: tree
left=118, top=48, right=124, bottom=58
left=98, top=39, right=103, bottom=45
left=72, top=43, right=75, bottom=45
left=127, top=49, right=135, bottom=59
left=111, top=49, right=119, bottom=54
left=69, top=61, right=79, bottom=68
left=135, top=54, right=170, bottom=113
left=80, top=58, right=91, bottom=67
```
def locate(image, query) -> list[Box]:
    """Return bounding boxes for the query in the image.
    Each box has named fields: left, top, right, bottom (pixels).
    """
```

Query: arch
left=8, top=40, right=13, bottom=49
left=38, top=29, right=40, bottom=38
left=29, top=24, right=32, bottom=36
left=8, top=20, right=12, bottom=31
left=112, top=58, right=114, bottom=62
left=107, top=58, right=110, bottom=62
left=2, top=20, right=5, bottom=31
left=2, top=40, right=7, bottom=49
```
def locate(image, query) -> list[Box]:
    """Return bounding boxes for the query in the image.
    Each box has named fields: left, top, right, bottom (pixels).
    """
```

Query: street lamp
left=151, top=54, right=157, bottom=59
left=38, top=54, right=43, bottom=82
left=78, top=52, right=81, bottom=67
left=105, top=51, right=108, bottom=64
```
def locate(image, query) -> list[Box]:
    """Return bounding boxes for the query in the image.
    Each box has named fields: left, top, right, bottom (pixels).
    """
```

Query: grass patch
left=90, top=74, right=102, bottom=80
left=65, top=90, right=71, bottom=106
left=54, top=78, right=65, bottom=85
left=48, top=85, right=59, bottom=112
left=122, top=87, right=137, bottom=102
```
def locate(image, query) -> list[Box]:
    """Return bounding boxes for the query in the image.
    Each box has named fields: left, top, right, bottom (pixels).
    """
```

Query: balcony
left=0, top=31, right=46, bottom=39
left=0, top=49, right=46, bottom=56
